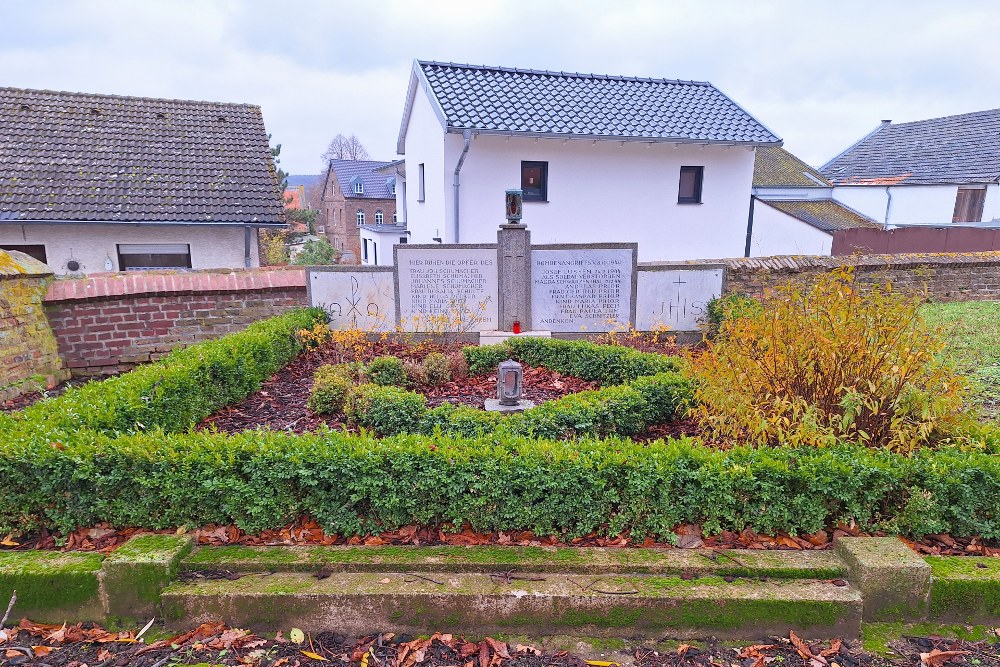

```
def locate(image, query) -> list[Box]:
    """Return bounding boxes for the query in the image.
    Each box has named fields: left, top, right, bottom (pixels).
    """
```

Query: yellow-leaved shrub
left=691, top=268, right=968, bottom=451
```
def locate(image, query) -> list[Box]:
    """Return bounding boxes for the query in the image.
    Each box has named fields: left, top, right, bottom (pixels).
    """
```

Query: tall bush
left=692, top=268, right=968, bottom=451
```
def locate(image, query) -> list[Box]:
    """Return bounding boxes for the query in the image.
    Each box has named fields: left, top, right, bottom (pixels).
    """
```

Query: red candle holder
left=512, top=320, right=522, bottom=334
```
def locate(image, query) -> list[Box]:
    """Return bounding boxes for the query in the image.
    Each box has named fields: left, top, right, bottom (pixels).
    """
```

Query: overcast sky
left=4, top=0, right=999, bottom=175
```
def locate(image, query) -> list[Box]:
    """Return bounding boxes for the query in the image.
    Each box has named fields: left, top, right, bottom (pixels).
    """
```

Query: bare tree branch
left=321, top=133, right=371, bottom=162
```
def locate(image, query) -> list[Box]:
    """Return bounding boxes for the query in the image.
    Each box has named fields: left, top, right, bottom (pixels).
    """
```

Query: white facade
left=749, top=201, right=833, bottom=256
left=359, top=227, right=410, bottom=266
left=0, top=223, right=261, bottom=275
left=402, top=88, right=759, bottom=262
left=833, top=183, right=1000, bottom=225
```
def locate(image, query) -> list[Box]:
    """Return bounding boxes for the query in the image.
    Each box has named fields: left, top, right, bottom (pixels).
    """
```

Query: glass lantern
left=497, top=359, right=523, bottom=406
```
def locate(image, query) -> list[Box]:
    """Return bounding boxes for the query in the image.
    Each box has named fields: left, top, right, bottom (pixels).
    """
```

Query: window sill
left=677, top=201, right=703, bottom=205
left=524, top=199, right=549, bottom=204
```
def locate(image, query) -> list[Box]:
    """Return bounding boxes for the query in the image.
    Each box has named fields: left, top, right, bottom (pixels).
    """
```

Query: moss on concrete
left=182, top=545, right=845, bottom=579
left=926, top=556, right=1000, bottom=623
left=835, top=537, right=930, bottom=621
left=0, top=551, right=104, bottom=621
left=862, top=622, right=994, bottom=658
left=102, top=534, right=194, bottom=617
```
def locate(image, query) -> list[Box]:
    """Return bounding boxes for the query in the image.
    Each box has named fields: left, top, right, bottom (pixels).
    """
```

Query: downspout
left=244, top=226, right=252, bottom=268
left=884, top=186, right=893, bottom=225
left=744, top=195, right=756, bottom=257
left=452, top=129, right=473, bottom=243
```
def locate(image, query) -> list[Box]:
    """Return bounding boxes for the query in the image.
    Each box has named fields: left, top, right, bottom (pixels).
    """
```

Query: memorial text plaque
left=395, top=246, right=499, bottom=331
left=531, top=247, right=635, bottom=332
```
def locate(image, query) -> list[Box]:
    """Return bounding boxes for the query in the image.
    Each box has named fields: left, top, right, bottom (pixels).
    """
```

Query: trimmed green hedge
left=464, top=337, right=684, bottom=384
left=0, top=429, right=996, bottom=540
left=9, top=308, right=326, bottom=436
left=343, top=370, right=692, bottom=439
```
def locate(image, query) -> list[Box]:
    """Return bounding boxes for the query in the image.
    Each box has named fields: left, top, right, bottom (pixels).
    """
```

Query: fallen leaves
left=920, top=648, right=971, bottom=667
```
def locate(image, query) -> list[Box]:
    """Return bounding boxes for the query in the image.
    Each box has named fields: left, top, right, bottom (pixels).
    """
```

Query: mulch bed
left=197, top=341, right=601, bottom=435
left=1, top=620, right=996, bottom=667
left=6, top=516, right=998, bottom=557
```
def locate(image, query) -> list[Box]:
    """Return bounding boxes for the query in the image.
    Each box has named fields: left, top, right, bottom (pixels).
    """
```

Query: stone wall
left=0, top=250, right=68, bottom=400
left=44, top=268, right=308, bottom=378
left=720, top=252, right=1000, bottom=301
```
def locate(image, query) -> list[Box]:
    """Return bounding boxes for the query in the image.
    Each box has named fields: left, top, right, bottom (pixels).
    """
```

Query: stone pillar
left=497, top=223, right=532, bottom=331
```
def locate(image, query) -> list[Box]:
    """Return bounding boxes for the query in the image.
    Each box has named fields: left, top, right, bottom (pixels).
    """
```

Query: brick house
left=0, top=87, right=286, bottom=274
left=318, top=159, right=398, bottom=263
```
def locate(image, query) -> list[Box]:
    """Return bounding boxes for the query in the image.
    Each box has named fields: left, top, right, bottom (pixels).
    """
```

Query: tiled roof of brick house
left=399, top=61, right=782, bottom=150
left=0, top=87, right=285, bottom=224
left=820, top=109, right=1000, bottom=185
left=327, top=159, right=395, bottom=199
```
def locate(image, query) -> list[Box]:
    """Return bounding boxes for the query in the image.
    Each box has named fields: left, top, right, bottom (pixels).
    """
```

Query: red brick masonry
left=44, top=268, right=308, bottom=377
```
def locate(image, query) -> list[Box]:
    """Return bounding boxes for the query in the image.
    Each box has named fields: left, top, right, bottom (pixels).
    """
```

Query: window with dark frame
left=0, top=244, right=47, bottom=264
left=418, top=163, right=425, bottom=202
left=362, top=238, right=370, bottom=262
left=678, top=166, right=704, bottom=204
left=953, top=187, right=986, bottom=222
left=117, top=243, right=191, bottom=270
left=521, top=161, right=548, bottom=201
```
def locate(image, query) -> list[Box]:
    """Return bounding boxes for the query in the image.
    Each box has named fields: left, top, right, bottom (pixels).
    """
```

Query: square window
left=0, top=244, right=47, bottom=264
left=678, top=166, right=704, bottom=204
left=521, top=161, right=548, bottom=202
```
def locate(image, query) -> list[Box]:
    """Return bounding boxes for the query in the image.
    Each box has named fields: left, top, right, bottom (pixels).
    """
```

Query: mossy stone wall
left=0, top=250, right=68, bottom=400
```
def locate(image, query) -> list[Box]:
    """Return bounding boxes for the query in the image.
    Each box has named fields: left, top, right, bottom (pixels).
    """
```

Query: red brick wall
left=44, top=268, right=308, bottom=377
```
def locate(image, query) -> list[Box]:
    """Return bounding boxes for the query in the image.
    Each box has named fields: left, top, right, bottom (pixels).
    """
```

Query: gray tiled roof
left=820, top=109, right=1000, bottom=186
left=762, top=200, right=882, bottom=233
left=329, top=159, right=395, bottom=199
left=0, top=87, right=284, bottom=224
left=416, top=61, right=781, bottom=145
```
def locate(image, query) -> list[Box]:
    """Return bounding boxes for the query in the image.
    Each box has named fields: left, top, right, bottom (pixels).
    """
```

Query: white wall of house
left=359, top=227, right=409, bottom=266
left=402, top=89, right=447, bottom=243
left=406, top=129, right=757, bottom=262
left=0, top=223, right=260, bottom=275
left=833, top=184, right=1000, bottom=225
left=750, top=201, right=833, bottom=256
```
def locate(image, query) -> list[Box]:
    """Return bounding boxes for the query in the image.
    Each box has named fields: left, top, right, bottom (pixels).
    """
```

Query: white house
left=0, top=87, right=285, bottom=275
left=821, top=109, right=1000, bottom=226
left=395, top=60, right=786, bottom=262
left=748, top=146, right=881, bottom=256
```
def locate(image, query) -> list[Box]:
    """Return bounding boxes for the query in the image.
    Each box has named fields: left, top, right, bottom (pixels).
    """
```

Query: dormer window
left=350, top=175, right=364, bottom=195
left=386, top=176, right=396, bottom=196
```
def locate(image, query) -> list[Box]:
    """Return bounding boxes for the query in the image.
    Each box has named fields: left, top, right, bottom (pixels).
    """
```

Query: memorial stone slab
left=530, top=245, right=637, bottom=332
left=395, top=245, right=499, bottom=331
left=636, top=265, right=724, bottom=331
left=307, top=268, right=397, bottom=331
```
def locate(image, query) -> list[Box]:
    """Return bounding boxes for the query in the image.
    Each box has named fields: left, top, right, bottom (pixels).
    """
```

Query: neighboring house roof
left=820, top=109, right=1000, bottom=186
left=328, top=159, right=395, bottom=199
left=0, top=87, right=284, bottom=224
left=283, top=187, right=303, bottom=209
left=398, top=60, right=781, bottom=152
left=763, top=200, right=882, bottom=234
left=754, top=146, right=830, bottom=187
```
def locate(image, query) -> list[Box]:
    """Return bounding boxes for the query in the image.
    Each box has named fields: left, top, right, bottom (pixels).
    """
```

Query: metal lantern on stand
left=497, top=359, right=524, bottom=407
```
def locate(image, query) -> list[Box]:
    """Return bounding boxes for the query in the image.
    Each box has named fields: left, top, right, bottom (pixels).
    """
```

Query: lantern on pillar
left=505, top=189, right=523, bottom=223
left=497, top=359, right=523, bottom=406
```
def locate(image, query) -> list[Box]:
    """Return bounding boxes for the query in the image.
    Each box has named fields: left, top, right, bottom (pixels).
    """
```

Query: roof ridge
left=885, top=107, right=1000, bottom=129
left=416, top=60, right=712, bottom=86
left=0, top=86, right=258, bottom=109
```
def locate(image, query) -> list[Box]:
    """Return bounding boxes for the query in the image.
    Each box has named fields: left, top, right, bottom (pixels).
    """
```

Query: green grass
left=921, top=300, right=1000, bottom=419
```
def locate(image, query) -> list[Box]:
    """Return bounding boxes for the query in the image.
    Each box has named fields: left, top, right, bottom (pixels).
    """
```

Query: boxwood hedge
left=0, top=429, right=996, bottom=540
left=2, top=314, right=997, bottom=543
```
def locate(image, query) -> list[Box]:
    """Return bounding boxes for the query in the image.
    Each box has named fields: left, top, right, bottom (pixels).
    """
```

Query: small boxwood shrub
left=365, top=356, right=408, bottom=387
left=422, top=352, right=452, bottom=386
left=307, top=364, right=353, bottom=415
left=463, top=337, right=683, bottom=385
left=347, top=384, right=426, bottom=435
